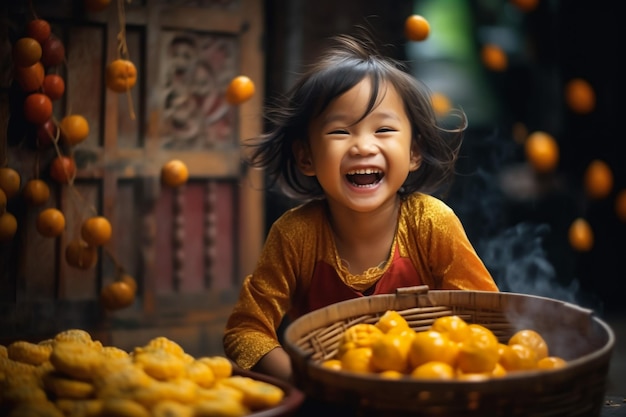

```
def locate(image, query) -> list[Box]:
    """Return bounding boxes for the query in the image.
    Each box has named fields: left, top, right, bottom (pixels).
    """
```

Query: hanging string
left=116, top=0, right=136, bottom=120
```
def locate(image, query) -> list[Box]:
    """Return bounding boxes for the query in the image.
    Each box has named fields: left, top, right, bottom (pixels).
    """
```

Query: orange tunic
left=223, top=193, right=498, bottom=370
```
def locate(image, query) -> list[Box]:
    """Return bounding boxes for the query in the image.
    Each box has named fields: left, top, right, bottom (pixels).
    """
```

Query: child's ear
left=409, top=147, right=422, bottom=172
left=293, top=140, right=316, bottom=176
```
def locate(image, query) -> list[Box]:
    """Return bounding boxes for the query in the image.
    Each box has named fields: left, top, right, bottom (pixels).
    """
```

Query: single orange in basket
left=499, top=343, right=538, bottom=371
left=371, top=332, right=413, bottom=373
left=536, top=356, right=567, bottom=370
left=456, top=324, right=499, bottom=374
left=404, top=15, right=430, bottom=42
left=340, top=347, right=374, bottom=374
left=431, top=315, right=471, bottom=343
left=320, top=359, right=342, bottom=371
left=410, top=361, right=454, bottom=380
left=508, top=329, right=548, bottom=360
left=337, top=323, right=383, bottom=358
left=375, top=310, right=410, bottom=334
left=408, top=330, right=458, bottom=369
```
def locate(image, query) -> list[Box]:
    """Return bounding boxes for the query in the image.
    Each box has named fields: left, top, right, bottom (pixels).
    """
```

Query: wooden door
left=0, top=0, right=264, bottom=357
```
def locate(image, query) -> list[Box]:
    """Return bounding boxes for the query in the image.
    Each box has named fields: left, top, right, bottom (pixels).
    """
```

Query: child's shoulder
left=402, top=193, right=454, bottom=216
left=272, top=199, right=327, bottom=229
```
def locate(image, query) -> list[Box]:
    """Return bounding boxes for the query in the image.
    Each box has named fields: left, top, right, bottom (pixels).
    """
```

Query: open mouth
left=346, top=168, right=384, bottom=187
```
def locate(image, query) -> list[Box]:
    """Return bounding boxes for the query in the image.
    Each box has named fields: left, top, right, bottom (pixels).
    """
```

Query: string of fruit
left=0, top=2, right=143, bottom=312
left=2, top=0, right=259, bottom=312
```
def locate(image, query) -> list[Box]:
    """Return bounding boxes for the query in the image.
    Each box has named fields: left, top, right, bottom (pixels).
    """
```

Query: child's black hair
left=245, top=28, right=467, bottom=201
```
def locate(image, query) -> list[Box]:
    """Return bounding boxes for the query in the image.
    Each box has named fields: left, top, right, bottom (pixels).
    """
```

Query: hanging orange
left=65, top=239, right=98, bottom=270
left=431, top=92, right=451, bottom=117
left=0, top=167, right=22, bottom=199
left=41, top=36, right=65, bottom=68
left=615, top=189, right=626, bottom=222
left=36, top=208, right=66, bottom=238
left=0, top=212, right=18, bottom=242
left=85, top=0, right=112, bottom=12
left=50, top=155, right=77, bottom=184
left=14, top=61, right=45, bottom=92
left=481, top=44, right=507, bottom=72
left=24, top=93, right=53, bottom=125
left=225, top=75, right=255, bottom=105
left=524, top=131, right=559, bottom=173
left=59, top=114, right=90, bottom=146
left=161, top=159, right=189, bottom=187
left=100, top=281, right=135, bottom=310
left=43, top=74, right=65, bottom=100
left=26, top=19, right=52, bottom=44
left=12, top=37, right=42, bottom=67
left=565, top=78, right=595, bottom=114
left=568, top=217, right=593, bottom=252
left=105, top=59, right=137, bottom=93
left=510, top=0, right=539, bottom=12
left=583, top=159, right=612, bottom=199
left=81, top=216, right=112, bottom=247
left=404, top=15, right=430, bottom=42
left=22, top=179, right=50, bottom=206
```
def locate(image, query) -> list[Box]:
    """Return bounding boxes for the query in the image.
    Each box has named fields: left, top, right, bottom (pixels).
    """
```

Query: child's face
left=299, top=77, right=420, bottom=212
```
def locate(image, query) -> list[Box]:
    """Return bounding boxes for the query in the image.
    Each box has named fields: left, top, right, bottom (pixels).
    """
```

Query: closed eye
left=327, top=129, right=349, bottom=135
left=376, top=127, right=397, bottom=133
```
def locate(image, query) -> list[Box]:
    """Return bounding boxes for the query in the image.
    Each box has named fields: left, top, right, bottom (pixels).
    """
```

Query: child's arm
left=251, top=346, right=293, bottom=382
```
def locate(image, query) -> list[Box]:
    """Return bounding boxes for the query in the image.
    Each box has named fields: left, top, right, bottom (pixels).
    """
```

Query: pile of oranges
left=321, top=311, right=566, bottom=380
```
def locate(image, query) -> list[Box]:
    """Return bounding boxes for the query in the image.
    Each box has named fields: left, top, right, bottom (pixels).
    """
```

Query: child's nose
left=350, top=134, right=378, bottom=156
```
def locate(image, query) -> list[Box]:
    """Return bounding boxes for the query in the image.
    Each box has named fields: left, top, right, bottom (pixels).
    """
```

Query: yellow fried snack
left=100, top=346, right=130, bottom=360
left=132, top=379, right=198, bottom=407
left=8, top=341, right=53, bottom=366
left=193, top=398, right=250, bottom=417
left=134, top=337, right=185, bottom=358
left=1, top=374, right=48, bottom=404
left=196, top=356, right=233, bottom=380
left=49, top=341, right=105, bottom=380
left=151, top=400, right=194, bottom=417
left=55, top=399, right=104, bottom=417
left=93, top=363, right=154, bottom=398
left=195, top=385, right=244, bottom=403
left=42, top=371, right=95, bottom=399
left=132, top=349, right=186, bottom=381
left=0, top=344, right=8, bottom=358
left=54, top=329, right=94, bottom=345
left=185, top=360, right=215, bottom=388
left=218, top=375, right=285, bottom=411
left=100, top=398, right=150, bottom=417
left=6, top=400, right=64, bottom=417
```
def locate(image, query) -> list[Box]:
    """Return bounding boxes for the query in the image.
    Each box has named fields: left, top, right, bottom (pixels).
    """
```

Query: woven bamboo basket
left=283, top=286, right=615, bottom=417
